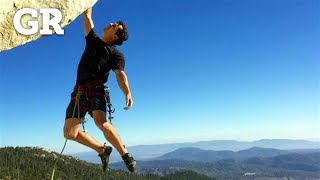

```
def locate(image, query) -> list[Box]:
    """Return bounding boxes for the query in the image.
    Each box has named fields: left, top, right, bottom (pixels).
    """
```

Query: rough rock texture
left=0, top=0, right=98, bottom=52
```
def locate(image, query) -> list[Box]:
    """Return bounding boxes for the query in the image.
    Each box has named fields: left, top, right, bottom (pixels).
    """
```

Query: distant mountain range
left=107, top=139, right=320, bottom=179
left=110, top=150, right=320, bottom=180
left=153, top=147, right=291, bottom=162
left=244, top=152, right=320, bottom=171
left=73, top=139, right=320, bottom=163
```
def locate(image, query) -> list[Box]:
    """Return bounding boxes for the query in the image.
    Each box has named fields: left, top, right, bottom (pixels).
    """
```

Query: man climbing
left=63, top=7, right=136, bottom=172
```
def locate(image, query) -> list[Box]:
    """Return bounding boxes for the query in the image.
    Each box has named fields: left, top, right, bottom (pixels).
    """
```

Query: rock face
left=0, top=0, right=98, bottom=52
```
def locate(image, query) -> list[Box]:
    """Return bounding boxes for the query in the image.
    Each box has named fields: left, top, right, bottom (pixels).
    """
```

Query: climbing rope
left=50, top=87, right=84, bottom=180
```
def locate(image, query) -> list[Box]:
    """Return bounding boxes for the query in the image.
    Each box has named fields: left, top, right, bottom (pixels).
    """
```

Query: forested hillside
left=0, top=147, right=214, bottom=180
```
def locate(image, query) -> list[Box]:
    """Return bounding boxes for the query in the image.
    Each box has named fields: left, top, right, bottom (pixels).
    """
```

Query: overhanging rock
left=0, top=0, right=98, bottom=52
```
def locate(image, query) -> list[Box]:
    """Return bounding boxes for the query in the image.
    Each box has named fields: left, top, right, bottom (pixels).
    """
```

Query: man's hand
left=125, top=93, right=133, bottom=110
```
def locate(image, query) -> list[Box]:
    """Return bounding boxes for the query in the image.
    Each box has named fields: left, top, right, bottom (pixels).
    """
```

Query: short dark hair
left=113, top=21, right=128, bottom=45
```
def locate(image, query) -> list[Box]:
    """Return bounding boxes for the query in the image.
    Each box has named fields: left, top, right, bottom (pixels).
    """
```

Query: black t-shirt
left=76, top=29, right=125, bottom=85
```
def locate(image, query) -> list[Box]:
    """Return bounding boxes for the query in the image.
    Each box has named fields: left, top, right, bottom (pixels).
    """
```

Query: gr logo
left=13, top=8, right=64, bottom=35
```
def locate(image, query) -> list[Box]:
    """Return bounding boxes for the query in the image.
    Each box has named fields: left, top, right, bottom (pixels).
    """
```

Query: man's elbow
left=116, top=73, right=125, bottom=82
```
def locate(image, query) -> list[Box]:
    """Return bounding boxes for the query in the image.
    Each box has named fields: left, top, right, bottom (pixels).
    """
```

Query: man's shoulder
left=85, top=28, right=103, bottom=47
left=86, top=28, right=99, bottom=38
left=109, top=46, right=124, bottom=58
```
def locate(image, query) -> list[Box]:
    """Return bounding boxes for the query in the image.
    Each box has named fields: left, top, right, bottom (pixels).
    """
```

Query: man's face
left=102, top=22, right=123, bottom=42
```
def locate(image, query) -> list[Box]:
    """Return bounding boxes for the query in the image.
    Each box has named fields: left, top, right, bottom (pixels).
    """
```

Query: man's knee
left=63, top=118, right=80, bottom=140
left=63, top=128, right=78, bottom=140
left=95, top=119, right=109, bottom=131
left=92, top=110, right=108, bottom=130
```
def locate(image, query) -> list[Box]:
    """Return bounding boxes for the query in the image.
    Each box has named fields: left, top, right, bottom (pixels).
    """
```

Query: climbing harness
left=50, top=83, right=115, bottom=180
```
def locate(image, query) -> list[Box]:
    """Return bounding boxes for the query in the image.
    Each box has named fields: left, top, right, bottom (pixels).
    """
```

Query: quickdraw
left=104, top=86, right=115, bottom=124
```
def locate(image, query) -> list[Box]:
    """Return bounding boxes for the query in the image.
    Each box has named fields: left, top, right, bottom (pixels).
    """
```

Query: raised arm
left=83, top=8, right=94, bottom=36
left=114, top=69, right=133, bottom=109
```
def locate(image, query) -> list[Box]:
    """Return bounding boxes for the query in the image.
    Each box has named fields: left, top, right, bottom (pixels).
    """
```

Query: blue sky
left=0, top=0, right=319, bottom=153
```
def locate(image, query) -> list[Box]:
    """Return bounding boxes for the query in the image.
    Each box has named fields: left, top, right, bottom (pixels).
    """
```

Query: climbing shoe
left=122, top=153, right=136, bottom=172
left=98, top=143, right=113, bottom=171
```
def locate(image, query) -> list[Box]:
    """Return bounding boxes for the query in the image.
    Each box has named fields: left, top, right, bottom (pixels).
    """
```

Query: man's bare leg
left=92, top=110, right=128, bottom=156
left=63, top=118, right=104, bottom=154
